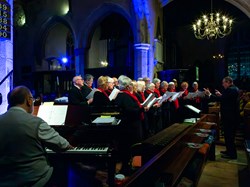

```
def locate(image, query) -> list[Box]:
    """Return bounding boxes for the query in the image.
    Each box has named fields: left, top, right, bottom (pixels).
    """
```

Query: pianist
left=0, top=86, right=73, bottom=186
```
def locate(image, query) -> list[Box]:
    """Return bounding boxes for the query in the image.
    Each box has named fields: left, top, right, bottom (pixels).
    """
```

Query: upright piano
left=34, top=105, right=122, bottom=187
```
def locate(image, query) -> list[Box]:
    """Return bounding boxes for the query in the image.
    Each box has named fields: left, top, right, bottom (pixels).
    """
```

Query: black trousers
left=222, top=118, right=238, bottom=157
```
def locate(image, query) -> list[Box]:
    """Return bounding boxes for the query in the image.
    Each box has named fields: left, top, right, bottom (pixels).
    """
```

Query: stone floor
left=197, top=144, right=249, bottom=187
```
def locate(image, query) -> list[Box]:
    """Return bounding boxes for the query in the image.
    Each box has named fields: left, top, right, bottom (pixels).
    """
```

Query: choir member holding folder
left=160, top=81, right=171, bottom=128
left=168, top=82, right=179, bottom=124
left=144, top=83, right=162, bottom=136
left=114, top=75, right=148, bottom=174
left=68, top=75, right=93, bottom=105
left=81, top=74, right=94, bottom=98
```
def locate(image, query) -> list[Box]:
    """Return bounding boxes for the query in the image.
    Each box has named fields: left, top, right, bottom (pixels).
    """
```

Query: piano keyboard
left=46, top=145, right=109, bottom=154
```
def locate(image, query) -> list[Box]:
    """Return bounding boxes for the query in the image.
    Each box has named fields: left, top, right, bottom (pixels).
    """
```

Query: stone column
left=0, top=0, right=13, bottom=114
left=134, top=43, right=150, bottom=80
left=74, top=47, right=85, bottom=76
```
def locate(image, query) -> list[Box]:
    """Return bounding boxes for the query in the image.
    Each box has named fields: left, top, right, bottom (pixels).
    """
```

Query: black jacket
left=68, top=86, right=88, bottom=105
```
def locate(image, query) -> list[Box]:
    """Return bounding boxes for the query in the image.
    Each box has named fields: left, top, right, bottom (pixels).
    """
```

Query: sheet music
left=86, top=88, right=97, bottom=99
left=185, top=104, right=201, bottom=114
left=37, top=105, right=68, bottom=125
left=185, top=91, right=205, bottom=99
left=42, top=102, right=54, bottom=106
left=169, top=91, right=183, bottom=102
left=109, top=87, right=120, bottom=101
left=158, top=92, right=175, bottom=104
left=141, top=93, right=155, bottom=107
left=147, top=97, right=161, bottom=108
left=92, top=117, right=116, bottom=124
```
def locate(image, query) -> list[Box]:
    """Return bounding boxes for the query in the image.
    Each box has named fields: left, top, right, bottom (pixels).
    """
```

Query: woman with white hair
left=160, top=81, right=168, bottom=95
left=152, top=78, right=161, bottom=97
left=168, top=81, right=179, bottom=124
left=160, top=81, right=170, bottom=127
left=136, top=81, right=146, bottom=103
left=114, top=75, right=147, bottom=173
left=105, top=77, right=115, bottom=95
left=144, top=83, right=162, bottom=135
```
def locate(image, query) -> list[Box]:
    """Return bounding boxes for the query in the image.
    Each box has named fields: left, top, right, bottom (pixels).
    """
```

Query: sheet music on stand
left=37, top=105, right=68, bottom=126
left=92, top=116, right=121, bottom=125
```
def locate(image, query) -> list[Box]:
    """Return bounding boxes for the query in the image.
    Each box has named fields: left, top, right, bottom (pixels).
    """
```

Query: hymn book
left=185, top=91, right=205, bottom=99
left=109, top=87, right=120, bottom=101
left=141, top=93, right=155, bottom=107
left=86, top=88, right=97, bottom=99
left=37, top=105, right=68, bottom=126
left=169, top=91, right=184, bottom=102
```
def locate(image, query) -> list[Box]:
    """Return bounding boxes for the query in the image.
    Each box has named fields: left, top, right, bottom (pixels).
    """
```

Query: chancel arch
left=77, top=3, right=136, bottom=78
left=35, top=16, right=75, bottom=71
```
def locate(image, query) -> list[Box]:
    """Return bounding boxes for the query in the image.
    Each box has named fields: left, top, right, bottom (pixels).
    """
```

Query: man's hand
left=67, top=144, right=75, bottom=150
left=215, top=89, right=222, bottom=96
left=87, top=98, right=93, bottom=104
left=203, top=88, right=211, bottom=96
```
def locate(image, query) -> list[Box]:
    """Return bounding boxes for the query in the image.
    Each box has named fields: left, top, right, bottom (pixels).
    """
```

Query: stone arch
left=225, top=0, right=250, bottom=18
left=35, top=15, right=76, bottom=67
left=76, top=3, right=137, bottom=75
left=163, top=0, right=250, bottom=18
left=78, top=3, right=136, bottom=50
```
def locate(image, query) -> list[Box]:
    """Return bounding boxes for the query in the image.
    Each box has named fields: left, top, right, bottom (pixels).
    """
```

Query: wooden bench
left=123, top=114, right=217, bottom=187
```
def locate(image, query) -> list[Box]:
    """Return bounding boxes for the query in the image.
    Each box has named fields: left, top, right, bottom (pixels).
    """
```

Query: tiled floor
left=197, top=144, right=249, bottom=187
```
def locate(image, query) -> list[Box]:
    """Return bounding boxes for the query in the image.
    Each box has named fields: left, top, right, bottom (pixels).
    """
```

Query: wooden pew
left=122, top=114, right=216, bottom=187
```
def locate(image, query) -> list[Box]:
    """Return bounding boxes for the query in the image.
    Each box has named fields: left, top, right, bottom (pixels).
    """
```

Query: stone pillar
left=134, top=43, right=150, bottom=80
left=74, top=47, right=85, bottom=76
left=0, top=0, right=13, bottom=114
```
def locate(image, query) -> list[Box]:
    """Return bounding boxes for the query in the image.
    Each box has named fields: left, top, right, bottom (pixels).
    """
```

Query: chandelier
left=192, top=0, right=233, bottom=40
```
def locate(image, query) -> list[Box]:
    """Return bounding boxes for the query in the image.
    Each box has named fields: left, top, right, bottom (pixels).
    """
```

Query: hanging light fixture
left=192, top=0, right=233, bottom=40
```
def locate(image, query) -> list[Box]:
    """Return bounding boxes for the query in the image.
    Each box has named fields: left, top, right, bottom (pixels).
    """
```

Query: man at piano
left=68, top=75, right=93, bottom=105
left=0, top=86, right=73, bottom=186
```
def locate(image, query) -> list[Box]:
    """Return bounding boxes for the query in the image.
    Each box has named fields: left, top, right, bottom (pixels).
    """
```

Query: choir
left=68, top=74, right=207, bottom=140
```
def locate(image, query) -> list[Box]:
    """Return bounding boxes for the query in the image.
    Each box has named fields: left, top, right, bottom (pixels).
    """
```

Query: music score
left=0, top=0, right=11, bottom=40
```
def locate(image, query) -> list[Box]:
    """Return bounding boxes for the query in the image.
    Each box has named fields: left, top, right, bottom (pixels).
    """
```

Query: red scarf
left=182, top=89, right=189, bottom=97
left=160, top=89, right=167, bottom=96
left=97, top=88, right=109, bottom=99
left=154, top=88, right=161, bottom=97
left=145, top=90, right=153, bottom=95
left=122, top=90, right=144, bottom=120
left=169, top=89, right=179, bottom=109
left=138, top=91, right=145, bottom=102
left=106, top=89, right=112, bottom=96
